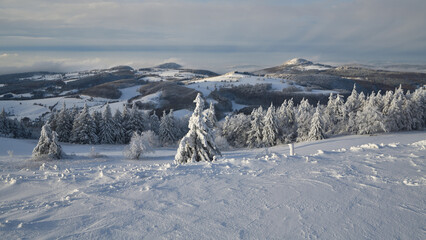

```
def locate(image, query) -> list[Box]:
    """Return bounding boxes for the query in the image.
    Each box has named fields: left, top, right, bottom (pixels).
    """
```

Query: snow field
left=0, top=131, right=425, bottom=239
left=184, top=72, right=336, bottom=97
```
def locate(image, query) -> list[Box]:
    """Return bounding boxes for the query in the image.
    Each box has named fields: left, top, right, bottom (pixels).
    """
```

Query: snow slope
left=184, top=72, right=335, bottom=96
left=0, top=131, right=425, bottom=239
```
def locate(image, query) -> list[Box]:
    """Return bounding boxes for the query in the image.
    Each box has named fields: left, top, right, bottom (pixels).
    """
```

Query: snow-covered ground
left=0, top=85, right=145, bottom=120
left=184, top=72, right=335, bottom=96
left=0, top=131, right=425, bottom=239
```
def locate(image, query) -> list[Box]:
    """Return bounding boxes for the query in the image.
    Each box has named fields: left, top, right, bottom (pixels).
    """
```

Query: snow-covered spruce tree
left=99, top=104, right=116, bottom=144
left=344, top=84, right=362, bottom=133
left=70, top=103, right=98, bottom=144
left=356, top=94, right=387, bottom=135
left=124, top=131, right=155, bottom=160
left=221, top=113, right=250, bottom=148
left=121, top=106, right=132, bottom=143
left=296, top=98, right=313, bottom=142
left=55, top=103, right=73, bottom=142
left=48, top=110, right=59, bottom=132
left=262, top=103, right=279, bottom=147
left=409, top=86, right=426, bottom=129
left=32, top=123, right=64, bottom=159
left=282, top=98, right=297, bottom=143
left=0, top=108, right=10, bottom=136
left=203, top=102, right=217, bottom=129
left=324, top=93, right=345, bottom=135
left=91, top=110, right=102, bottom=143
left=246, top=106, right=265, bottom=148
left=308, top=104, right=325, bottom=141
left=128, top=103, right=146, bottom=135
left=175, top=93, right=221, bottom=163
left=159, top=110, right=178, bottom=146
left=113, top=109, right=126, bottom=144
left=149, top=111, right=160, bottom=135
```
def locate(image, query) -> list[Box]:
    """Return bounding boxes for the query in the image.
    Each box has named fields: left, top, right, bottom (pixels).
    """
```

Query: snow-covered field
left=0, top=131, right=425, bottom=239
left=184, top=72, right=335, bottom=96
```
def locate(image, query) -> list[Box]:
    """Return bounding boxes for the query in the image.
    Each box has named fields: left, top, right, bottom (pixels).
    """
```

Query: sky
left=0, top=0, right=425, bottom=74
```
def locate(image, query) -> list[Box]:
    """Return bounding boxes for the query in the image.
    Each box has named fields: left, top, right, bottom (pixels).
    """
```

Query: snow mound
left=350, top=143, right=380, bottom=152
left=410, top=140, right=426, bottom=150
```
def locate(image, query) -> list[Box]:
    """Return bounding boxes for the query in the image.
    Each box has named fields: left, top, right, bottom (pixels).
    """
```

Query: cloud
left=0, top=53, right=19, bottom=58
left=0, top=0, right=425, bottom=67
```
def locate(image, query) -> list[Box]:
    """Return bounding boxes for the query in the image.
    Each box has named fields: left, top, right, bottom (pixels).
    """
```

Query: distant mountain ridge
left=0, top=58, right=425, bottom=122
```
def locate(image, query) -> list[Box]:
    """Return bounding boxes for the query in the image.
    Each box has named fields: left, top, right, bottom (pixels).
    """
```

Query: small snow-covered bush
left=124, top=131, right=155, bottom=160
left=214, top=134, right=231, bottom=151
left=32, top=123, right=64, bottom=160
left=89, top=147, right=106, bottom=158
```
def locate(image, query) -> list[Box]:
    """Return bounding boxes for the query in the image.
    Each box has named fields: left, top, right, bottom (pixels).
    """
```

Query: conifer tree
left=246, top=106, right=264, bottom=148
left=344, top=84, right=361, bottom=133
left=91, top=110, right=102, bottom=143
left=149, top=111, right=160, bottom=135
left=262, top=103, right=279, bottom=146
left=121, top=106, right=132, bottom=143
left=70, top=104, right=98, bottom=144
left=159, top=110, right=178, bottom=146
left=356, top=95, right=387, bottom=135
left=203, top=102, right=217, bottom=129
left=175, top=93, right=221, bottom=163
left=296, top=98, right=313, bottom=142
left=113, top=109, right=126, bottom=144
left=32, top=123, right=64, bottom=159
left=221, top=113, right=250, bottom=148
left=55, top=103, right=73, bottom=142
left=0, top=108, right=9, bottom=136
left=99, top=104, right=116, bottom=144
left=308, top=104, right=325, bottom=141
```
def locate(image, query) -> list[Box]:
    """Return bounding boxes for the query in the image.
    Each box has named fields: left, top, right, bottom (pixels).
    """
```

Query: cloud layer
left=0, top=0, right=425, bottom=73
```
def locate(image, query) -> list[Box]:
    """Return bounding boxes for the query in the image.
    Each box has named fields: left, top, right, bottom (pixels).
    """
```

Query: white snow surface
left=184, top=72, right=334, bottom=96
left=0, top=131, right=425, bottom=239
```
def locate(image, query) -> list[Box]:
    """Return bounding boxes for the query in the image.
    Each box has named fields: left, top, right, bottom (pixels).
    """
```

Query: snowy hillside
left=185, top=72, right=335, bottom=96
left=0, top=131, right=425, bottom=239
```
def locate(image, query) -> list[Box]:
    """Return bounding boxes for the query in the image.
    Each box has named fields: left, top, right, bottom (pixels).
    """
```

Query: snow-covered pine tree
left=49, top=131, right=63, bottom=159
left=175, top=93, right=221, bottom=163
left=55, top=103, right=73, bottom=142
left=149, top=111, right=160, bottom=135
left=159, top=110, right=178, bottom=146
left=296, top=98, right=313, bottom=142
left=356, top=94, right=387, bottom=135
left=283, top=98, right=297, bottom=143
left=99, top=104, right=116, bottom=144
left=124, top=103, right=146, bottom=142
left=246, top=106, right=265, bottom=148
left=221, top=113, right=250, bottom=148
left=123, top=131, right=155, bottom=160
left=308, top=104, right=325, bottom=141
left=48, top=110, right=59, bottom=132
left=409, top=86, right=426, bottom=129
left=0, top=108, right=9, bottom=136
left=121, top=105, right=132, bottom=143
left=113, top=109, right=126, bottom=144
left=262, top=103, right=279, bottom=147
left=344, top=84, right=362, bottom=133
left=91, top=110, right=102, bottom=143
left=324, top=93, right=345, bottom=134
left=70, top=103, right=98, bottom=144
left=32, top=123, right=64, bottom=159
left=203, top=102, right=217, bottom=129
